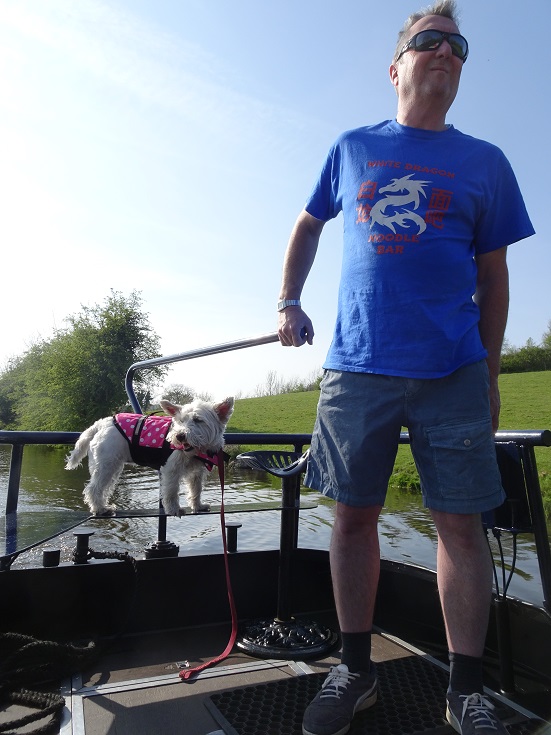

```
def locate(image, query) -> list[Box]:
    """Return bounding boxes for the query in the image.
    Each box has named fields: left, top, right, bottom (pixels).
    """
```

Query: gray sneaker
left=302, top=663, right=378, bottom=735
left=446, top=692, right=508, bottom=734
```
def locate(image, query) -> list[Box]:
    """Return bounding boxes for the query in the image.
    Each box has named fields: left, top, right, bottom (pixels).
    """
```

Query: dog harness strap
left=180, top=451, right=238, bottom=681
left=131, top=416, right=146, bottom=448
left=113, top=417, right=128, bottom=442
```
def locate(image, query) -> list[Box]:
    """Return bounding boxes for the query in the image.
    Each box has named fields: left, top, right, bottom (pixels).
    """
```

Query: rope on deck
left=0, top=632, right=97, bottom=735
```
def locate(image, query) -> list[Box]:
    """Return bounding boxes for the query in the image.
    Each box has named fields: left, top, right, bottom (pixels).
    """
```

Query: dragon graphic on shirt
left=369, top=174, right=430, bottom=234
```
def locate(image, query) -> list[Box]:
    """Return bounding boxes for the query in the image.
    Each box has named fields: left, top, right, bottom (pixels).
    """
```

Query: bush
left=501, top=346, right=551, bottom=373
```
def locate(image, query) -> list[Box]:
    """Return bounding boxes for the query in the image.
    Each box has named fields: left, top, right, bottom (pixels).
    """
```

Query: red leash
left=180, top=451, right=238, bottom=681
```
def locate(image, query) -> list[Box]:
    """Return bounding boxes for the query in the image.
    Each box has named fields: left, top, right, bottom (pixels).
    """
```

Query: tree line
left=0, top=293, right=549, bottom=431
left=500, top=326, right=551, bottom=373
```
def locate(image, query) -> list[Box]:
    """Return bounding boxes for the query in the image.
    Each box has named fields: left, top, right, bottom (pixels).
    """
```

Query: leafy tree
left=154, top=384, right=198, bottom=407
left=0, top=291, right=167, bottom=430
left=501, top=337, right=516, bottom=356
left=542, top=320, right=551, bottom=350
left=0, top=356, right=23, bottom=426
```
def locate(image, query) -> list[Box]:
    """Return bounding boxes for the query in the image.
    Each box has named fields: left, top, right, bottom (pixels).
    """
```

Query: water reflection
left=0, top=445, right=546, bottom=605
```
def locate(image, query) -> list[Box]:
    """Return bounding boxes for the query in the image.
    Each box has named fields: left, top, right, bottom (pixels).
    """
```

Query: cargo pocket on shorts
left=425, top=417, right=496, bottom=502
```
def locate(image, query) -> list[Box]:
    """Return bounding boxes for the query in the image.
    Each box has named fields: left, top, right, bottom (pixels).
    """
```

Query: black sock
left=448, top=652, right=484, bottom=694
left=340, top=631, right=372, bottom=673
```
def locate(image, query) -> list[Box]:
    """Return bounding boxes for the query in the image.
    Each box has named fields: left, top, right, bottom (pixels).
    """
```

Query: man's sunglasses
left=396, top=29, right=469, bottom=63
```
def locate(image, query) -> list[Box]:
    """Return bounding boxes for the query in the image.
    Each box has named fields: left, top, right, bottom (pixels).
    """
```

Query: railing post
left=276, top=473, right=301, bottom=621
left=520, top=444, right=551, bottom=613
left=5, top=444, right=24, bottom=515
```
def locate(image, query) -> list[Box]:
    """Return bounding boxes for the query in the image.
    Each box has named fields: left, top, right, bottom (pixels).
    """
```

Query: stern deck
left=2, top=619, right=548, bottom=735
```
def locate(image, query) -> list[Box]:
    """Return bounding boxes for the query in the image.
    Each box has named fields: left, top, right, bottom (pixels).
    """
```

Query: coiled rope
left=0, top=632, right=97, bottom=734
left=0, top=688, right=65, bottom=735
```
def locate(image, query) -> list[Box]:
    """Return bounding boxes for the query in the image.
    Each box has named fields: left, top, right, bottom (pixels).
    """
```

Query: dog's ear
left=159, top=399, right=180, bottom=416
left=214, top=397, right=234, bottom=424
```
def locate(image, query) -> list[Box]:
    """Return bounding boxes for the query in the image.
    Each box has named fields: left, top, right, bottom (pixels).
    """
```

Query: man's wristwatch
left=277, top=299, right=301, bottom=311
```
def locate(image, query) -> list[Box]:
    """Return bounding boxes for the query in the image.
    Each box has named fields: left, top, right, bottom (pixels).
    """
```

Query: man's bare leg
left=431, top=509, right=493, bottom=656
left=330, top=503, right=383, bottom=633
left=302, top=507, right=381, bottom=735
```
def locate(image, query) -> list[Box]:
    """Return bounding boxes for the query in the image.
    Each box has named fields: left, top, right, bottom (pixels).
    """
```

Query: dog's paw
left=93, top=506, right=117, bottom=517
left=189, top=503, right=210, bottom=514
left=162, top=503, right=182, bottom=517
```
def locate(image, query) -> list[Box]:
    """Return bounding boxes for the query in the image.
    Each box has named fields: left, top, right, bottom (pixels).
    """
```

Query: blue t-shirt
left=306, top=120, right=534, bottom=378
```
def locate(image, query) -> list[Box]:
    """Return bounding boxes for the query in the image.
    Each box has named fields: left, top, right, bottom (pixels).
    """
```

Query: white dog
left=65, top=397, right=234, bottom=516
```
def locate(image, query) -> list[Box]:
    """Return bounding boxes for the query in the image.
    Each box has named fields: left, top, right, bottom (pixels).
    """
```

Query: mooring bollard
left=225, top=521, right=242, bottom=553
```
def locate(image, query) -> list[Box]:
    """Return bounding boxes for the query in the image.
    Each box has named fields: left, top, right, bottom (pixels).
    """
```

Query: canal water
left=1, top=445, right=548, bottom=606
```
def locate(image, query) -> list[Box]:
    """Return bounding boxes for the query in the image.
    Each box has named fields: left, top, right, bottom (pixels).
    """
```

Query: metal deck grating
left=207, top=655, right=547, bottom=735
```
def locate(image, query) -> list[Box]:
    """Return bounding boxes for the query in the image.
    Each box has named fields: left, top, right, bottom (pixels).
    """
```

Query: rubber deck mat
left=207, top=656, right=548, bottom=735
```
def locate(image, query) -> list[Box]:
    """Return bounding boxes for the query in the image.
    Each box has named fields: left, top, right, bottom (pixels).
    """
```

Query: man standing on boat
left=278, top=2, right=534, bottom=734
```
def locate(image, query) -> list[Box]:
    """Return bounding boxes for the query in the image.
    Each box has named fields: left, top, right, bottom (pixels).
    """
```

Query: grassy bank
left=226, top=371, right=551, bottom=515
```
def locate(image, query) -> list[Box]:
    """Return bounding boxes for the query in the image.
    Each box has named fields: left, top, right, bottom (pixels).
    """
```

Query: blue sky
left=0, top=0, right=548, bottom=401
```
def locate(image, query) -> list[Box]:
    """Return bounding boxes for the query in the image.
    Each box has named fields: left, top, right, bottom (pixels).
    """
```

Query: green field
left=226, top=371, right=551, bottom=515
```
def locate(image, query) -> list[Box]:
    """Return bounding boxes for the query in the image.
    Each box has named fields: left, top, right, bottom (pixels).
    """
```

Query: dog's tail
left=65, top=421, right=103, bottom=470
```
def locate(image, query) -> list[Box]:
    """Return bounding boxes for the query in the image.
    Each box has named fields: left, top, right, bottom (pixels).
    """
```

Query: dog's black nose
left=175, top=433, right=186, bottom=443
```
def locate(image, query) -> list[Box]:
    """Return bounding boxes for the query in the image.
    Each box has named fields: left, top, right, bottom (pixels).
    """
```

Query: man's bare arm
left=474, top=246, right=509, bottom=431
left=278, top=209, right=325, bottom=347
